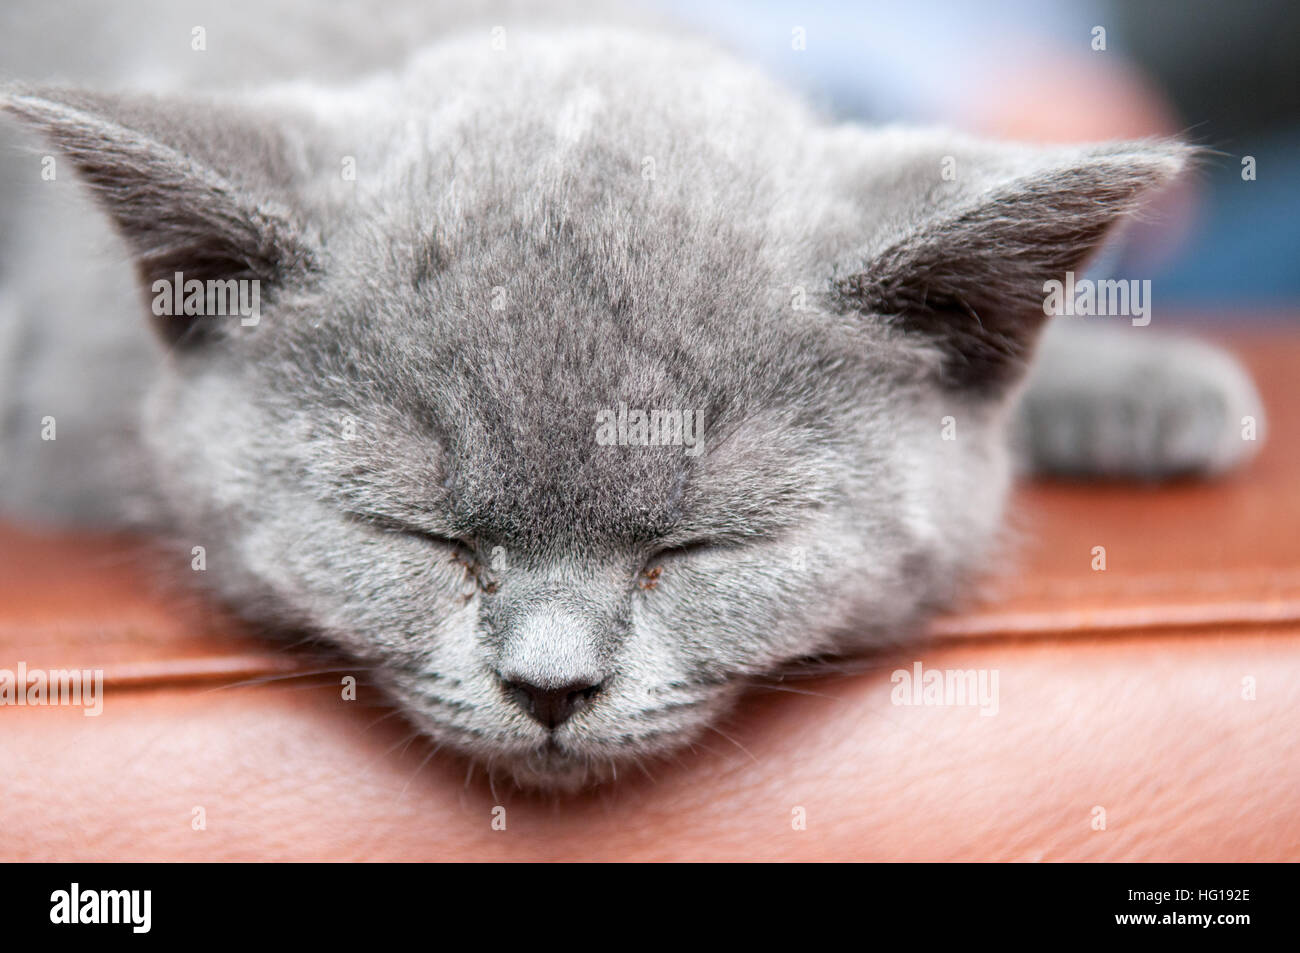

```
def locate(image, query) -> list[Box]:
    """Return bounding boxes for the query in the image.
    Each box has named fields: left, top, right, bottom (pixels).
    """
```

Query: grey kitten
left=0, top=6, right=1264, bottom=788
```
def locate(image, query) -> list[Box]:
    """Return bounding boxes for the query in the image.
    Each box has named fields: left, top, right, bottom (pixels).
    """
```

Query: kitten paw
left=1016, top=330, right=1266, bottom=480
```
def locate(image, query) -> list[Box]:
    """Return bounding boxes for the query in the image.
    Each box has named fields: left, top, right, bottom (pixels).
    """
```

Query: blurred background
left=656, top=0, right=1300, bottom=321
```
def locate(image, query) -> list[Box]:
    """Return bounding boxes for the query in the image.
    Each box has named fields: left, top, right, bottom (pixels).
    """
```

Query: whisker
left=379, top=728, right=427, bottom=759
left=746, top=681, right=841, bottom=700
left=364, top=707, right=407, bottom=730
left=200, top=665, right=378, bottom=694
left=633, top=753, right=657, bottom=784
left=399, top=742, right=443, bottom=798
left=703, top=726, right=760, bottom=765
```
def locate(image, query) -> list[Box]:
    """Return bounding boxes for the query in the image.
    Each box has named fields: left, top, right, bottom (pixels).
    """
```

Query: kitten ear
left=1, top=86, right=320, bottom=347
left=834, top=133, right=1194, bottom=394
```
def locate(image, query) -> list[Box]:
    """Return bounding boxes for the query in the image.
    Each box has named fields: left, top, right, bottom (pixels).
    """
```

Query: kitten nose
left=501, top=677, right=603, bottom=730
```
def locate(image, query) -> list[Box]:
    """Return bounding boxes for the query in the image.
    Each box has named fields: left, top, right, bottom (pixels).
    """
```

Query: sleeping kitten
left=0, top=3, right=1263, bottom=788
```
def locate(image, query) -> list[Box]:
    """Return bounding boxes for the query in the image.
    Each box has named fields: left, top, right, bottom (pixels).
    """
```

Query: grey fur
left=0, top=3, right=1265, bottom=788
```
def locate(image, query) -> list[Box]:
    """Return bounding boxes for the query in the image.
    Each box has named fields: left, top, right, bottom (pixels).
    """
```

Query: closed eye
left=652, top=539, right=714, bottom=559
left=345, top=511, right=472, bottom=552
left=642, top=537, right=718, bottom=569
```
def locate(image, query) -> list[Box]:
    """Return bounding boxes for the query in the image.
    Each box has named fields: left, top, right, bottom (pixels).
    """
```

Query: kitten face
left=3, top=29, right=1188, bottom=788
left=143, top=194, right=999, bottom=789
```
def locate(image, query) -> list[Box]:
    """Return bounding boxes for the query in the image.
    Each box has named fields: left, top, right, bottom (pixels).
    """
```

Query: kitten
left=0, top=4, right=1264, bottom=788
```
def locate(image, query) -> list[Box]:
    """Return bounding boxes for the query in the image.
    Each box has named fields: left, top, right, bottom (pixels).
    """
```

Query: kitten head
left=2, top=37, right=1188, bottom=789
